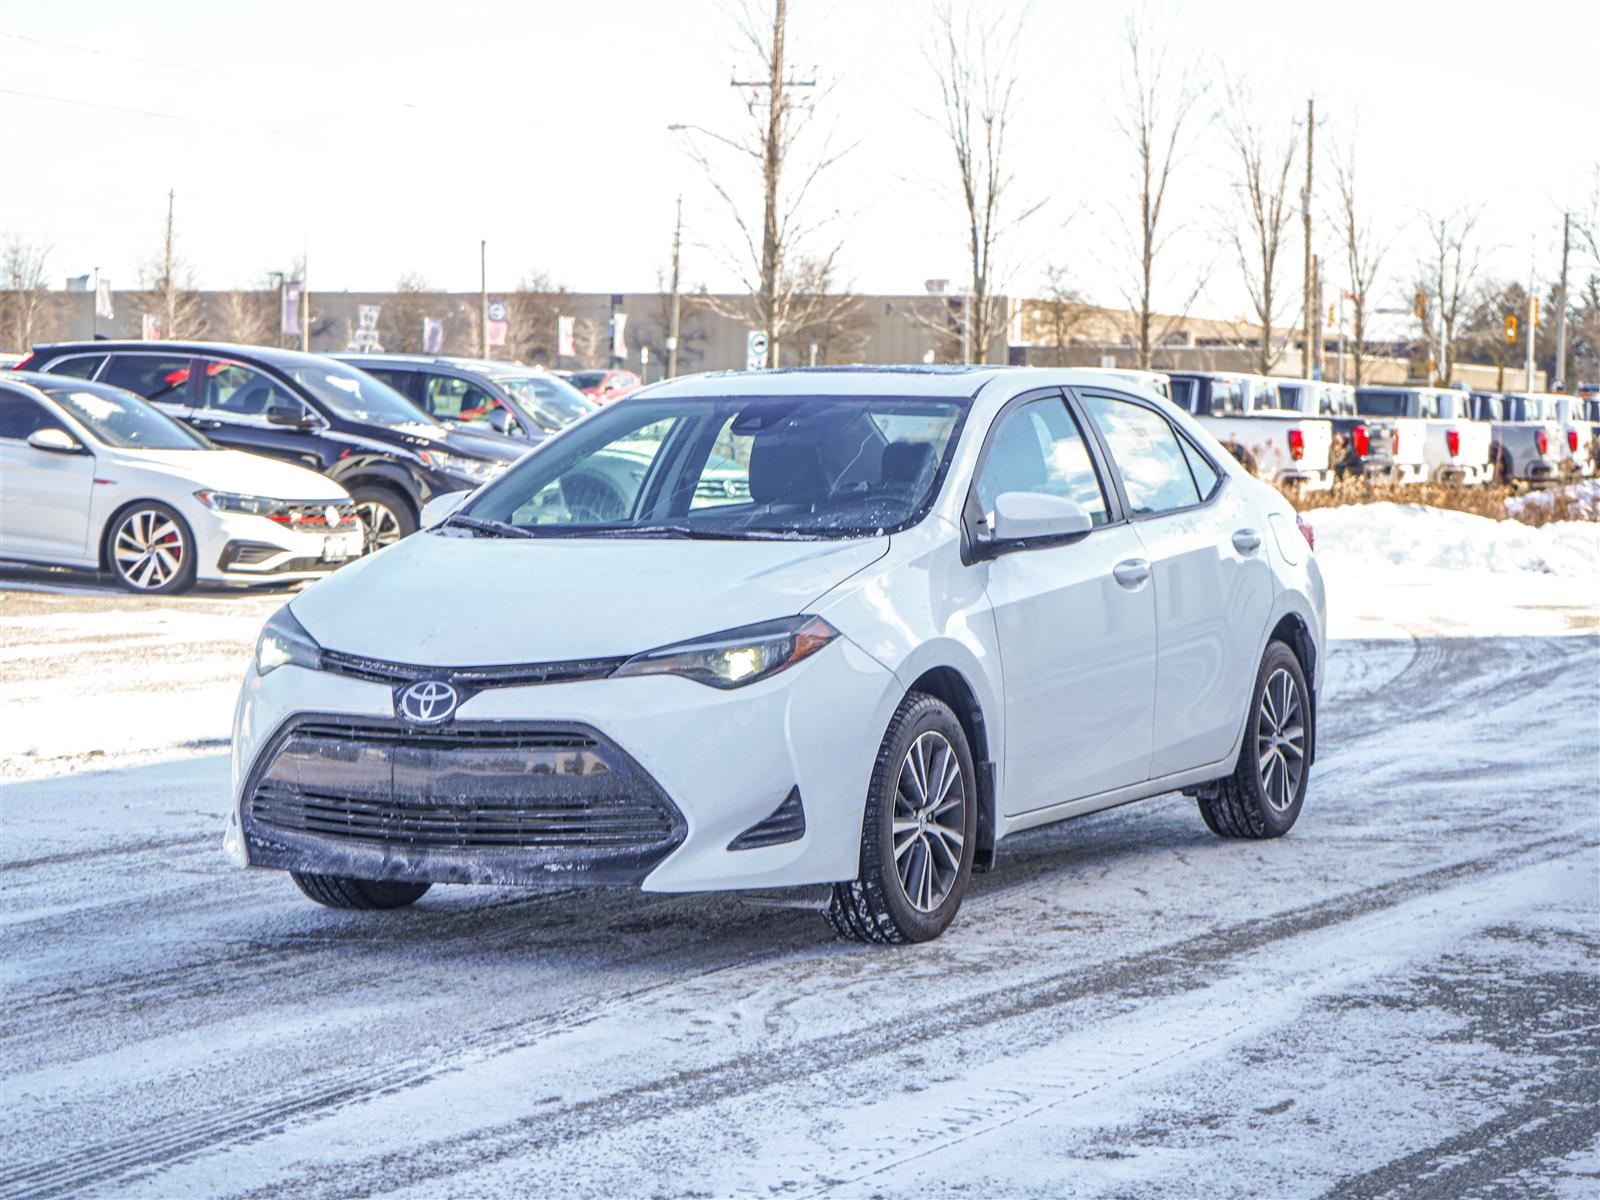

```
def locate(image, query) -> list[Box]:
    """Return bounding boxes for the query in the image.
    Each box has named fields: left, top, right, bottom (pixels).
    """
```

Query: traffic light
left=1533, top=298, right=1540, bottom=327
left=1413, top=291, right=1428, bottom=318
left=1328, top=303, right=1336, bottom=325
left=1505, top=313, right=1518, bottom=343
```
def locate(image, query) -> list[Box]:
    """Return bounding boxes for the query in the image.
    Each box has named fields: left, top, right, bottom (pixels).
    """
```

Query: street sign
left=747, top=329, right=769, bottom=371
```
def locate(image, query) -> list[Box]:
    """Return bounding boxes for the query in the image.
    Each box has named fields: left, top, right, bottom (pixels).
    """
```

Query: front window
left=199, top=361, right=301, bottom=417
left=976, top=397, right=1109, bottom=526
left=289, top=362, right=438, bottom=429
left=42, top=383, right=210, bottom=450
left=493, top=374, right=596, bottom=432
left=423, top=374, right=503, bottom=429
left=462, top=393, right=965, bottom=538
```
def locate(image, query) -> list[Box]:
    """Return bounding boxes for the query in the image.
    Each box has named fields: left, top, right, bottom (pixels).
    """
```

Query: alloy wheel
left=892, top=730, right=967, bottom=912
left=112, top=509, right=186, bottom=590
left=1256, top=667, right=1305, bottom=813
left=356, top=501, right=404, bottom=551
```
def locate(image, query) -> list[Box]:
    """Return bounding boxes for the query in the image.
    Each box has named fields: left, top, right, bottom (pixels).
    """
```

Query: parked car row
left=3, top=342, right=607, bottom=593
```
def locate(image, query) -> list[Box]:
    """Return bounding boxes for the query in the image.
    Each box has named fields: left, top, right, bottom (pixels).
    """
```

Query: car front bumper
left=226, top=636, right=900, bottom=892
left=196, top=510, right=364, bottom=585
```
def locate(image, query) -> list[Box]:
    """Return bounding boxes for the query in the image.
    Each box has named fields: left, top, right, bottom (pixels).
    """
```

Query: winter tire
left=105, top=502, right=197, bottom=594
left=291, top=872, right=432, bottom=909
left=1197, top=640, right=1311, bottom=839
left=827, top=691, right=977, bottom=944
left=350, top=485, right=417, bottom=552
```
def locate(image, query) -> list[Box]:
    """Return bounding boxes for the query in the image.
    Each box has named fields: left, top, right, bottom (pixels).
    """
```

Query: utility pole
left=667, top=195, right=683, bottom=378
left=1311, top=256, right=1324, bottom=379
left=479, top=240, right=489, bottom=360
left=1301, top=98, right=1314, bottom=380
left=1554, top=212, right=1570, bottom=389
left=1524, top=253, right=1538, bottom=392
left=300, top=236, right=310, bottom=353
left=91, top=265, right=100, bottom=339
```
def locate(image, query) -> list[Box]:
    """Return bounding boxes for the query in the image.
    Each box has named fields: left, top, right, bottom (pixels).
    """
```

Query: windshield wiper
left=586, top=524, right=800, bottom=541
left=440, top=513, right=536, bottom=539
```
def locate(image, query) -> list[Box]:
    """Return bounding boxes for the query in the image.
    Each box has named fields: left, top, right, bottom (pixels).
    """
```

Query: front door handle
left=1232, top=528, right=1262, bottom=553
left=1113, top=557, right=1151, bottom=589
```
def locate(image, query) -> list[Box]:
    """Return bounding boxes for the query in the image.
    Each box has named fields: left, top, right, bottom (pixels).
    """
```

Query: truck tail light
left=1568, top=429, right=1580, bottom=453
left=1392, top=428, right=1400, bottom=454
left=1296, top=513, right=1315, bottom=551
left=1288, top=429, right=1305, bottom=461
left=1446, top=429, right=1460, bottom=457
left=1536, top=428, right=1549, bottom=455
left=1352, top=425, right=1370, bottom=458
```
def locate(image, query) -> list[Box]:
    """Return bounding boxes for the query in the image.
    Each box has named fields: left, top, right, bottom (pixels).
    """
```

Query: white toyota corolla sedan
left=227, top=366, right=1324, bottom=943
left=1, top=373, right=363, bottom=593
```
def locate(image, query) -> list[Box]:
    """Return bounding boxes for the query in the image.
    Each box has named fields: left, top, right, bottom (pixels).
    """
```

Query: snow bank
left=1504, top=479, right=1600, bottom=520
left=1310, top=503, right=1598, bottom=639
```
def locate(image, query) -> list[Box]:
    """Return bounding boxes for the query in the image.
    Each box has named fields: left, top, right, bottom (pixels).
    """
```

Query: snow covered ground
left=1, top=505, right=1596, bottom=1199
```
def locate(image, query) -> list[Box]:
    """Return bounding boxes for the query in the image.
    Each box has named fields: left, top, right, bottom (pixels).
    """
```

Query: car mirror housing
left=26, top=427, right=83, bottom=454
left=421, top=489, right=474, bottom=527
left=266, top=404, right=313, bottom=428
left=975, top=492, right=1093, bottom=558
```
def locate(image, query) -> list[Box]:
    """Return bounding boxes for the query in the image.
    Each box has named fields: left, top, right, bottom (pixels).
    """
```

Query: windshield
left=493, top=374, right=597, bottom=432
left=44, top=383, right=210, bottom=450
left=462, top=393, right=966, bottom=539
left=290, top=362, right=439, bottom=429
left=568, top=371, right=606, bottom=390
left=1356, top=391, right=1409, bottom=418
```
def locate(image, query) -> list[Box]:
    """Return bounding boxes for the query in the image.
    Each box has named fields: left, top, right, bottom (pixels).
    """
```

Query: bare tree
left=924, top=1, right=1039, bottom=363
left=218, top=286, right=275, bottom=345
left=507, top=271, right=568, bottom=365
left=572, top=315, right=609, bottom=369
left=1, top=236, right=52, bottom=352
left=379, top=273, right=435, bottom=354
left=1110, top=11, right=1208, bottom=370
left=1413, top=207, right=1483, bottom=384
left=137, top=189, right=206, bottom=340
left=678, top=0, right=852, bottom=366
left=1033, top=266, right=1097, bottom=366
left=1220, top=87, right=1299, bottom=374
left=1330, top=145, right=1390, bottom=386
left=783, top=256, right=869, bottom=365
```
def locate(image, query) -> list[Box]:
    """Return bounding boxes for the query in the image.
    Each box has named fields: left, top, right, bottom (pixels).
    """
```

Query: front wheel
left=1197, top=641, right=1311, bottom=839
left=291, top=872, right=431, bottom=909
left=349, top=485, right=417, bottom=553
left=827, top=692, right=977, bottom=944
left=105, top=502, right=197, bottom=594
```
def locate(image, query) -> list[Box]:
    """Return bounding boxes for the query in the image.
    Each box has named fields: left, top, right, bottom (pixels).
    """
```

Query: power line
left=0, top=86, right=297, bottom=137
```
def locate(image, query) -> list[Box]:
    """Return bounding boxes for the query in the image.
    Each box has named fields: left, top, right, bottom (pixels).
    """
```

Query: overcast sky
left=4, top=0, right=1596, bottom=320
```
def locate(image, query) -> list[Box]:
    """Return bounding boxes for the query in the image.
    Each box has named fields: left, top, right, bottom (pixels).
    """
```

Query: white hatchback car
left=228, top=367, right=1325, bottom=943
left=0, top=374, right=364, bottom=593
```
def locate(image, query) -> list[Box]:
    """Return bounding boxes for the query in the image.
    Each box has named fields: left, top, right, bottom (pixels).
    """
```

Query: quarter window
left=1082, top=394, right=1202, bottom=515
left=46, top=354, right=106, bottom=380
left=975, top=397, right=1110, bottom=526
left=100, top=355, right=195, bottom=405
left=1178, top=433, right=1219, bottom=496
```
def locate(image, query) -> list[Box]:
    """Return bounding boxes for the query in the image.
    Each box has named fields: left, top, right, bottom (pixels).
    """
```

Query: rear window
left=1356, top=391, right=1408, bottom=418
left=100, top=355, right=194, bottom=405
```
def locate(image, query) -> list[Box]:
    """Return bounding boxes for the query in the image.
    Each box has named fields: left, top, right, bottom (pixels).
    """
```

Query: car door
left=973, top=391, right=1158, bottom=814
left=190, top=357, right=326, bottom=471
left=1077, top=390, right=1275, bottom=778
left=0, top=387, right=96, bottom=561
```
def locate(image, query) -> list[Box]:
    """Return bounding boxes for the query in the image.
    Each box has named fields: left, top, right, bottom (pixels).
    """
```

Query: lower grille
left=242, top=718, right=685, bottom=881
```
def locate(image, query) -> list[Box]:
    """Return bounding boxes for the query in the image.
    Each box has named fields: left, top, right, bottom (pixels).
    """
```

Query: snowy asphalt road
left=1, top=579, right=1597, bottom=1198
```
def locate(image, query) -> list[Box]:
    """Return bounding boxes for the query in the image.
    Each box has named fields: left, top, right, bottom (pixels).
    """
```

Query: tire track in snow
left=6, top=831, right=1585, bottom=1200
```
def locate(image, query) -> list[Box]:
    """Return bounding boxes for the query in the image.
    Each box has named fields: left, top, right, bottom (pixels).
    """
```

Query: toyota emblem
left=396, top=679, right=459, bottom=724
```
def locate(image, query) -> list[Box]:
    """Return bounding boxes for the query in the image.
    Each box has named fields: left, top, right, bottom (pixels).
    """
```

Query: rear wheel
left=827, top=692, right=976, bottom=944
left=350, top=485, right=417, bottom=552
left=291, top=872, right=431, bottom=909
left=105, top=502, right=197, bottom=594
left=1197, top=641, right=1310, bottom=839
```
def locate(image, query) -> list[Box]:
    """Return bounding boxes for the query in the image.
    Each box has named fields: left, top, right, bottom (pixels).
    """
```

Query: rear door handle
left=1232, top=528, right=1262, bottom=553
left=1113, top=557, right=1151, bottom=589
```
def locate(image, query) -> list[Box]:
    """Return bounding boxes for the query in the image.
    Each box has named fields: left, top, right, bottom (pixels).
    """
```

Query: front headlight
left=426, top=451, right=504, bottom=484
left=255, top=605, right=322, bottom=676
left=195, top=490, right=285, bottom=516
left=612, top=615, right=838, bottom=689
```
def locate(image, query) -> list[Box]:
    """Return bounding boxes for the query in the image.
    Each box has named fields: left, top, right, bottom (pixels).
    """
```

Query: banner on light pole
left=557, top=314, right=575, bottom=359
left=487, top=299, right=509, bottom=348
left=610, top=312, right=628, bottom=359
left=423, top=317, right=444, bottom=354
left=281, top=282, right=303, bottom=337
left=94, top=279, right=114, bottom=320
left=141, top=314, right=162, bottom=341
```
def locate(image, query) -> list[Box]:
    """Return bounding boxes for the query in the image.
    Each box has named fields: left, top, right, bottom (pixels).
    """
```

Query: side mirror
left=986, top=492, right=1093, bottom=549
left=27, top=427, right=82, bottom=454
left=267, top=403, right=312, bottom=428
left=421, top=489, right=473, bottom=527
left=488, top=407, right=513, bottom=435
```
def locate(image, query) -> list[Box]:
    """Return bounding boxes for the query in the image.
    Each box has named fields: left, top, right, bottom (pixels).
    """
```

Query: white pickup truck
left=1504, top=393, right=1596, bottom=479
left=1275, top=378, right=1428, bottom=484
left=1164, top=371, right=1336, bottom=491
left=1354, top=386, right=1493, bottom=486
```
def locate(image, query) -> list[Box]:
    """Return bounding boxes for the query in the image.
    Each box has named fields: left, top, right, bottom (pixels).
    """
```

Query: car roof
left=636, top=364, right=1189, bottom=402
left=333, top=353, right=545, bottom=373
left=30, top=340, right=336, bottom=370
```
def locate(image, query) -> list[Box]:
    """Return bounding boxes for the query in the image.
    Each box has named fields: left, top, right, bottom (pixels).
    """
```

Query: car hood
left=291, top=531, right=888, bottom=664
left=122, top=448, right=347, bottom=501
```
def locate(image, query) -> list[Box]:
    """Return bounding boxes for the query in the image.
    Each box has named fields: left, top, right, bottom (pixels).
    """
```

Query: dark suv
left=333, top=354, right=597, bottom=444
left=16, top=342, right=524, bottom=548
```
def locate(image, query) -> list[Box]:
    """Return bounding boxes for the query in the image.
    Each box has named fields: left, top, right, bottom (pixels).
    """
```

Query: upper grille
left=318, top=650, right=627, bottom=689
left=269, top=502, right=360, bottom=529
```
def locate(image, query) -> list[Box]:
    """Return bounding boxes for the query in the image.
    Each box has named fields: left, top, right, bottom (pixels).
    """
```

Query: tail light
left=1536, top=428, right=1549, bottom=455
left=1392, top=428, right=1400, bottom=454
left=1352, top=425, right=1370, bottom=458
left=1568, top=429, right=1580, bottom=453
left=1446, top=429, right=1460, bottom=457
left=1296, top=513, right=1315, bottom=551
left=1288, top=429, right=1305, bottom=461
